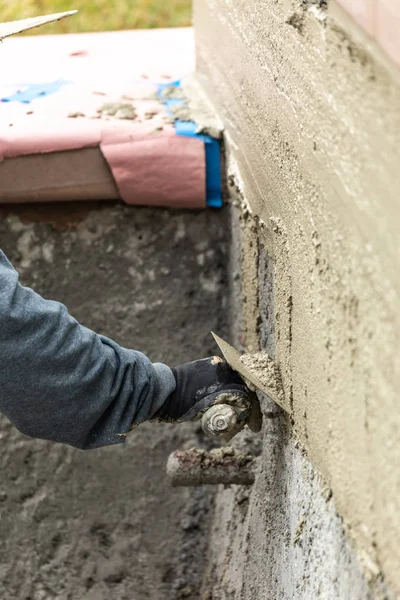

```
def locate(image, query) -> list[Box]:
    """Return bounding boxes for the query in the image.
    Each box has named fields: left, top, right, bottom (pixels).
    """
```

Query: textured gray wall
left=194, top=0, right=400, bottom=596
left=0, top=202, right=229, bottom=600
left=200, top=204, right=387, bottom=600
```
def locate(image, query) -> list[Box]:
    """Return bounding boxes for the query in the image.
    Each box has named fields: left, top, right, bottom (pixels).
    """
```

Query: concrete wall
left=194, top=0, right=400, bottom=596
left=0, top=202, right=229, bottom=600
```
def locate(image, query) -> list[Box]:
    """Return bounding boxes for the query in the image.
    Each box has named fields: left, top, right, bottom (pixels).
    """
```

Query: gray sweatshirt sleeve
left=0, top=250, right=176, bottom=450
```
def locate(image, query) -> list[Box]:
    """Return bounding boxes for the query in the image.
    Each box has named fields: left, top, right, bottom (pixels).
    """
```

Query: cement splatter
left=97, top=102, right=136, bottom=120
left=68, top=111, right=86, bottom=118
left=159, top=76, right=223, bottom=138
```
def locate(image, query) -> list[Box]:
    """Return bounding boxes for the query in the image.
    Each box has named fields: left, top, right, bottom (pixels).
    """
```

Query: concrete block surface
left=194, top=0, right=400, bottom=595
left=0, top=202, right=229, bottom=600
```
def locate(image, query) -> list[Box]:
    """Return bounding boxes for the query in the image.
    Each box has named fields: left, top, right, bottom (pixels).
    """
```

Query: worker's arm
left=0, top=250, right=256, bottom=449
left=0, top=250, right=176, bottom=449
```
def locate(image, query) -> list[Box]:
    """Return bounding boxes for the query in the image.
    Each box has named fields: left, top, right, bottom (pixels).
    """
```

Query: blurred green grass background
left=1, top=0, right=192, bottom=32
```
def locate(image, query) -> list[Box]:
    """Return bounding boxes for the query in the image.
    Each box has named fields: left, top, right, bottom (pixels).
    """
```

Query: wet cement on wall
left=201, top=202, right=390, bottom=600
left=0, top=202, right=229, bottom=600
left=202, top=404, right=380, bottom=600
left=194, top=0, right=400, bottom=596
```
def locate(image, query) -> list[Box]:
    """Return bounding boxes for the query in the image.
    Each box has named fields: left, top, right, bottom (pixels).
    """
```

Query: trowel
left=0, top=11, right=77, bottom=41
left=168, top=334, right=273, bottom=485
left=199, top=333, right=287, bottom=442
left=167, top=334, right=287, bottom=486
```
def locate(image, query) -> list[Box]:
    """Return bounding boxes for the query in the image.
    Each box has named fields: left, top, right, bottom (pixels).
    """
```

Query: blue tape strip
left=174, top=120, right=222, bottom=208
left=205, top=137, right=223, bottom=208
left=1, top=80, right=71, bottom=104
left=157, top=80, right=222, bottom=208
left=157, top=79, right=181, bottom=96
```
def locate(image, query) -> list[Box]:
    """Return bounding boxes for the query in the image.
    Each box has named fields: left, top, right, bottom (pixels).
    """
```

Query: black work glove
left=151, top=357, right=262, bottom=436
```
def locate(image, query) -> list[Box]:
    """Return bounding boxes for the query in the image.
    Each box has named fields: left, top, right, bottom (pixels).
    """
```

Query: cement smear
left=194, top=0, right=400, bottom=593
left=240, top=351, right=286, bottom=410
left=97, top=102, right=136, bottom=120
left=160, top=76, right=223, bottom=138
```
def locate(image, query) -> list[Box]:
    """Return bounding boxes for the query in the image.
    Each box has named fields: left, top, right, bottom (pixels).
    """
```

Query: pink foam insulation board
left=335, top=0, right=400, bottom=68
left=0, top=28, right=207, bottom=208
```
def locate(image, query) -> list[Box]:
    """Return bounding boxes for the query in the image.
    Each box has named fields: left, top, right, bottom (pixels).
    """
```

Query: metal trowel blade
left=0, top=11, right=77, bottom=41
left=212, top=332, right=287, bottom=413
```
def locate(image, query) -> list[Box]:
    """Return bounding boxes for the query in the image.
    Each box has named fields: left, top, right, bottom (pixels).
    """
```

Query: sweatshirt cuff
left=152, top=362, right=176, bottom=406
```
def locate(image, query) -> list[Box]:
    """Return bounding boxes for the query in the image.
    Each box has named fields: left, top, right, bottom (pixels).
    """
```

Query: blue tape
left=157, top=80, right=222, bottom=208
left=174, top=120, right=222, bottom=208
left=204, top=137, right=223, bottom=208
left=1, top=80, right=71, bottom=104
left=157, top=79, right=181, bottom=97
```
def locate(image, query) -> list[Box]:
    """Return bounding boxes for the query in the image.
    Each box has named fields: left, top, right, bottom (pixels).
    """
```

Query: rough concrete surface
left=202, top=399, right=380, bottom=600
left=0, top=202, right=229, bottom=600
left=199, top=204, right=389, bottom=600
left=194, top=0, right=400, bottom=595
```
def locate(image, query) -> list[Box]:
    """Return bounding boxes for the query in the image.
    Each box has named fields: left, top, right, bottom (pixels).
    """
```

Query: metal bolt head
left=201, top=404, right=238, bottom=437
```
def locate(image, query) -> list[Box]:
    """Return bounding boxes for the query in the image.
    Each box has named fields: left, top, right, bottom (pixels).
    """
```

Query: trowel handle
left=201, top=403, right=239, bottom=438
left=201, top=397, right=250, bottom=442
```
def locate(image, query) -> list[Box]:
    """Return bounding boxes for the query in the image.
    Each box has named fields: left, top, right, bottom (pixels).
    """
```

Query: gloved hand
left=151, top=356, right=262, bottom=439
